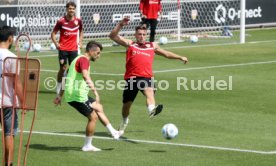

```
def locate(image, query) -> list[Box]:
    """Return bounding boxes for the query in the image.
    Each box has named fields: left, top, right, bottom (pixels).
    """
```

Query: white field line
left=23, top=130, right=276, bottom=155
left=40, top=60, right=276, bottom=76
left=30, top=39, right=276, bottom=58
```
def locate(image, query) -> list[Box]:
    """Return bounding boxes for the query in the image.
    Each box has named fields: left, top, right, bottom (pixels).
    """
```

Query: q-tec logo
left=215, top=4, right=262, bottom=24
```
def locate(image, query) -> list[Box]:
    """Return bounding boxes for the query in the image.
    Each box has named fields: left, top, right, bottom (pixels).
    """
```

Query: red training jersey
left=124, top=42, right=155, bottom=80
left=140, top=0, right=162, bottom=19
left=53, top=16, right=83, bottom=51
left=75, top=56, right=90, bottom=73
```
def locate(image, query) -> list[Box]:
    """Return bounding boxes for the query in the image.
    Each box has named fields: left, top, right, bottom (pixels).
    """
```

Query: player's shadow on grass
left=39, top=90, right=56, bottom=94
left=149, top=150, right=166, bottom=153
left=28, top=144, right=80, bottom=152
left=57, top=131, right=114, bottom=137
left=28, top=144, right=115, bottom=152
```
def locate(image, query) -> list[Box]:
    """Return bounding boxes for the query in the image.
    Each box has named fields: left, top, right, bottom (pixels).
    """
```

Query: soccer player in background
left=51, top=1, right=83, bottom=95
left=54, top=41, right=122, bottom=152
left=0, top=25, right=24, bottom=166
left=140, top=0, right=162, bottom=42
left=109, top=18, right=188, bottom=134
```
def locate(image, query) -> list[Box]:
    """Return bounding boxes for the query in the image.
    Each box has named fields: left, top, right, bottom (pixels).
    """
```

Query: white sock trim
left=56, top=82, right=62, bottom=95
left=148, top=104, right=155, bottom=113
left=106, top=123, right=116, bottom=134
left=123, top=117, right=129, bottom=124
left=84, top=136, right=93, bottom=146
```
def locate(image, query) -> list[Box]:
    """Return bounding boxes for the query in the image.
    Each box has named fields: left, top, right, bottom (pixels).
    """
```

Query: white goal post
left=7, top=0, right=245, bottom=50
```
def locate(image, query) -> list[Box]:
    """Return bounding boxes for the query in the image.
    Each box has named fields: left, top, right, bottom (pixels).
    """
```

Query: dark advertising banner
left=0, top=7, right=18, bottom=28
left=181, top=0, right=276, bottom=28
left=245, top=0, right=276, bottom=24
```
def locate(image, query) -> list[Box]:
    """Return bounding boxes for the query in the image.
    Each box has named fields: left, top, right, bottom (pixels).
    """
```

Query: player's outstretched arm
left=153, top=42, right=188, bottom=64
left=109, top=18, right=132, bottom=48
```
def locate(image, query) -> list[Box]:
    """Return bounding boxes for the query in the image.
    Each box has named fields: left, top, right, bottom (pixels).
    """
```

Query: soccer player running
left=109, top=18, right=188, bottom=134
left=0, top=26, right=24, bottom=166
left=51, top=1, right=83, bottom=95
left=54, top=41, right=122, bottom=152
left=140, top=0, right=162, bottom=42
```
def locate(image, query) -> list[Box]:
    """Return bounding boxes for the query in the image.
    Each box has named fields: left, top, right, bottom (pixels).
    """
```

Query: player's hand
left=141, top=14, right=147, bottom=19
left=53, top=96, right=62, bottom=106
left=181, top=57, right=188, bottom=64
left=120, top=17, right=130, bottom=26
left=55, top=43, right=60, bottom=50
left=79, top=41, right=83, bottom=49
left=157, top=13, right=162, bottom=21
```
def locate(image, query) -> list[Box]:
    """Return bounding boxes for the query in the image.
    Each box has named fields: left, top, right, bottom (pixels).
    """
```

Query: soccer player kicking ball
left=109, top=18, right=188, bottom=134
left=54, top=41, right=122, bottom=152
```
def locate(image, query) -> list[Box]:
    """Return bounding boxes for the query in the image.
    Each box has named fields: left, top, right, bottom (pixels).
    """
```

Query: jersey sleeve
left=158, top=0, right=162, bottom=12
left=139, top=0, right=144, bottom=11
left=75, top=57, right=90, bottom=73
left=53, top=20, right=62, bottom=32
left=7, top=58, right=20, bottom=75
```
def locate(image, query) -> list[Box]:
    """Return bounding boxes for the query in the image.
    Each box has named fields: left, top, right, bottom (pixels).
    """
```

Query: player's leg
left=119, top=79, right=139, bottom=132
left=89, top=99, right=122, bottom=139
left=4, top=136, right=14, bottom=164
left=149, top=19, right=158, bottom=42
left=140, top=18, right=149, bottom=28
left=56, top=50, right=68, bottom=95
left=2, top=108, right=18, bottom=165
left=85, top=111, right=98, bottom=137
left=139, top=78, right=163, bottom=117
left=82, top=111, right=101, bottom=152
left=68, top=51, right=78, bottom=65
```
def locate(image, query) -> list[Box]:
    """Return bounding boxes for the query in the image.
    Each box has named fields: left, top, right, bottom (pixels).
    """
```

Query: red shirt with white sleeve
left=53, top=16, right=83, bottom=51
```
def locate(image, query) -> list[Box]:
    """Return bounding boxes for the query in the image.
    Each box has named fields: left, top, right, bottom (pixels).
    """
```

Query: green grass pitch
left=1, top=28, right=276, bottom=166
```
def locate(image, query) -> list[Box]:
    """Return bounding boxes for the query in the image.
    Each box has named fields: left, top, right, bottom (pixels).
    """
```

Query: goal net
left=11, top=0, right=243, bottom=50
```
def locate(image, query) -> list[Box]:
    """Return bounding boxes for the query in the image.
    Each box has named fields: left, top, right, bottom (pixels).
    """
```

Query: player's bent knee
left=91, top=103, right=103, bottom=113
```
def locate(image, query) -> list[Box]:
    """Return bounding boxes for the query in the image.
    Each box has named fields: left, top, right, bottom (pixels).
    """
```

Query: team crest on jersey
left=146, top=44, right=151, bottom=48
left=74, top=20, right=78, bottom=26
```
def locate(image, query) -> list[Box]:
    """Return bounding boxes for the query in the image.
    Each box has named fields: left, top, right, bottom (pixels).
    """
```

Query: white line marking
left=23, top=130, right=276, bottom=155
left=154, top=60, right=276, bottom=73
left=40, top=60, right=276, bottom=76
left=30, top=39, right=276, bottom=58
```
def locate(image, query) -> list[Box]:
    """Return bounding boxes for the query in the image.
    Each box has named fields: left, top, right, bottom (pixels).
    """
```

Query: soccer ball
left=190, top=35, right=198, bottom=43
left=23, top=42, right=31, bottom=50
left=33, top=43, right=41, bottom=52
left=162, top=123, right=178, bottom=139
left=50, top=43, right=56, bottom=50
left=159, top=36, right=168, bottom=45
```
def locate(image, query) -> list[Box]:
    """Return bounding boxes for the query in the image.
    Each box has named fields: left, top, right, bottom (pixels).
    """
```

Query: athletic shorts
left=0, top=108, right=18, bottom=136
left=123, top=77, right=155, bottom=103
left=58, top=50, right=78, bottom=66
left=68, top=97, right=96, bottom=117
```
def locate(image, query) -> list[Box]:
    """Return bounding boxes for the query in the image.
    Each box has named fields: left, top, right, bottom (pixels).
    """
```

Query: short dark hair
left=0, top=26, right=16, bottom=42
left=86, top=40, right=103, bottom=52
left=135, top=25, right=147, bottom=32
left=66, top=1, right=76, bottom=8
